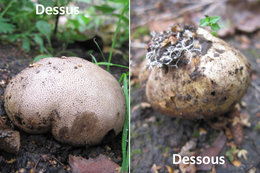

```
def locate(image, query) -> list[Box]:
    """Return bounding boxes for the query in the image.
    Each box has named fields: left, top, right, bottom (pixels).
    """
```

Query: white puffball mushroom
left=4, top=57, right=126, bottom=146
left=142, top=26, right=250, bottom=119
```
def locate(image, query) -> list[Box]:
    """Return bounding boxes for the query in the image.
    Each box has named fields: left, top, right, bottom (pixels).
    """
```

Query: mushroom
left=141, top=25, right=250, bottom=119
left=4, top=57, right=126, bottom=146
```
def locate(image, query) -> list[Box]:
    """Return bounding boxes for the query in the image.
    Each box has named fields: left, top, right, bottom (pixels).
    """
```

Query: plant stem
left=0, top=0, right=15, bottom=17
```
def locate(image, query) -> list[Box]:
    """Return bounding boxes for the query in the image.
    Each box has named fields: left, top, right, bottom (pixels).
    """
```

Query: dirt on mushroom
left=142, top=25, right=251, bottom=119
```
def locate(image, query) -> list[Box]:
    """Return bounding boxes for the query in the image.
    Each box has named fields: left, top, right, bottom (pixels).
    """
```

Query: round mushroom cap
left=145, top=28, right=251, bottom=119
left=4, top=57, right=126, bottom=146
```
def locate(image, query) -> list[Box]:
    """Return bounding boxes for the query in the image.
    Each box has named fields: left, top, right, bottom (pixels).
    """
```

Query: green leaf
left=211, top=31, right=217, bottom=37
left=209, top=16, right=220, bottom=24
left=6, top=34, right=21, bottom=42
left=38, top=0, right=55, bottom=7
left=36, top=20, right=52, bottom=39
left=0, top=17, right=15, bottom=34
left=199, top=17, right=209, bottom=26
left=33, top=34, right=45, bottom=53
left=33, top=54, right=52, bottom=63
left=211, top=23, right=221, bottom=31
left=94, top=4, right=115, bottom=14
left=22, top=36, right=30, bottom=52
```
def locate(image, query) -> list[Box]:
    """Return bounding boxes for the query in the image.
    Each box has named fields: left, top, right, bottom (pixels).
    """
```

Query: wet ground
left=0, top=39, right=128, bottom=172
left=130, top=0, right=260, bottom=173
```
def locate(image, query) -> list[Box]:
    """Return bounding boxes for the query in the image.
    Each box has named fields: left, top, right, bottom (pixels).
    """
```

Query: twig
left=51, top=156, right=65, bottom=167
left=34, top=158, right=41, bottom=170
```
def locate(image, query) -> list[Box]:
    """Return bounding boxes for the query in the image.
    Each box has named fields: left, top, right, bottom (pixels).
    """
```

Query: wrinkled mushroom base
left=144, top=28, right=250, bottom=119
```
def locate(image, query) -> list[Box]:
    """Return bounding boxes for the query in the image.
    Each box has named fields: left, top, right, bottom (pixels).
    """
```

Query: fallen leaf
left=199, top=128, right=207, bottom=135
left=132, top=102, right=151, bottom=112
left=151, top=164, right=162, bottom=173
left=248, top=167, right=256, bottom=173
left=166, top=165, right=173, bottom=173
left=237, top=149, right=248, bottom=160
left=69, top=154, right=120, bottom=173
left=232, top=160, right=241, bottom=167
left=225, top=129, right=232, bottom=140
left=179, top=162, right=196, bottom=173
left=6, top=158, right=16, bottom=164
left=197, top=131, right=226, bottom=171
left=179, top=139, right=197, bottom=156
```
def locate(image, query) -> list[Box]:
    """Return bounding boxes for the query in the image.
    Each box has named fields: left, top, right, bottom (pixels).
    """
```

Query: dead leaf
left=237, top=149, right=248, bottom=160
left=6, top=158, right=16, bottom=164
left=166, top=165, right=173, bottom=173
left=232, top=160, right=242, bottom=167
left=179, top=139, right=197, bottom=156
left=197, top=131, right=226, bottom=171
left=225, top=129, right=232, bottom=140
left=248, top=167, right=256, bottom=173
left=199, top=128, right=207, bottom=135
left=179, top=162, right=196, bottom=173
left=132, top=102, right=151, bottom=112
left=69, top=154, right=120, bottom=173
left=151, top=164, right=162, bottom=173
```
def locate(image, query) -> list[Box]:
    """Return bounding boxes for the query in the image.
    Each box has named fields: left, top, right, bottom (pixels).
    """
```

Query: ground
left=130, top=0, right=260, bottom=173
left=0, top=37, right=128, bottom=172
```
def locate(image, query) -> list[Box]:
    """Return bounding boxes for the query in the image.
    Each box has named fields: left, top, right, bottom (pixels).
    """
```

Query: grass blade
left=107, top=2, right=129, bottom=71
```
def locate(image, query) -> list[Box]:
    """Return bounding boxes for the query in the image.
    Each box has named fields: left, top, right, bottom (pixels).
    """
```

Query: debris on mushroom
left=142, top=24, right=251, bottom=119
left=4, top=57, right=126, bottom=146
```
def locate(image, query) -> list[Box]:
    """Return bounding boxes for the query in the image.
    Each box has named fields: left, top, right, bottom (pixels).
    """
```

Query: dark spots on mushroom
left=214, top=53, right=219, bottom=57
left=177, top=94, right=182, bottom=101
left=117, top=112, right=120, bottom=117
left=20, top=77, right=24, bottom=80
left=219, top=96, right=227, bottom=105
left=170, top=96, right=175, bottom=102
left=70, top=112, right=98, bottom=142
left=211, top=91, right=216, bottom=96
left=58, top=71, right=61, bottom=73
left=202, top=99, right=208, bottom=103
left=211, top=80, right=216, bottom=86
left=14, top=115, right=23, bottom=125
left=59, top=127, right=70, bottom=139
left=53, top=66, right=57, bottom=70
left=197, top=36, right=212, bottom=55
left=182, top=81, right=185, bottom=86
left=184, top=94, right=191, bottom=101
left=48, top=62, right=52, bottom=65
left=235, top=68, right=239, bottom=74
left=196, top=109, right=202, bottom=113
left=164, top=65, right=168, bottom=74
left=189, top=66, right=204, bottom=81
left=155, top=77, right=158, bottom=80
left=101, top=129, right=116, bottom=144
left=22, top=85, right=26, bottom=88
left=215, top=49, right=224, bottom=54
left=36, top=70, right=40, bottom=74
left=50, top=109, right=61, bottom=120
left=193, top=99, right=198, bottom=105
left=187, top=80, right=191, bottom=84
left=74, top=66, right=78, bottom=69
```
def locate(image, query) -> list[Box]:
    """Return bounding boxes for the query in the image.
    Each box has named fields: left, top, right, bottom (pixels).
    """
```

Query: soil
left=0, top=37, right=128, bottom=173
left=130, top=0, right=260, bottom=173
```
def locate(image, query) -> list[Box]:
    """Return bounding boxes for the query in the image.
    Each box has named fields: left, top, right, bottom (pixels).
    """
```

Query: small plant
left=226, top=146, right=237, bottom=162
left=199, top=15, right=222, bottom=37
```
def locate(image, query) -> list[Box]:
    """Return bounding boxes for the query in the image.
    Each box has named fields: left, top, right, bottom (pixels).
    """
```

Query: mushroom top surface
left=4, top=57, right=126, bottom=146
